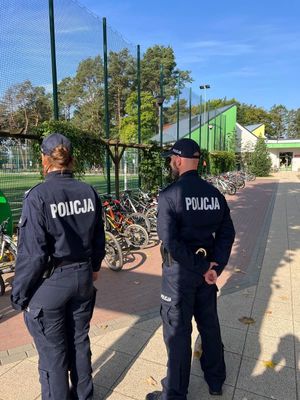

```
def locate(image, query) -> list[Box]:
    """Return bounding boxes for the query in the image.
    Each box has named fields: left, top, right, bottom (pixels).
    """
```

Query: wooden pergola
left=0, top=130, right=158, bottom=198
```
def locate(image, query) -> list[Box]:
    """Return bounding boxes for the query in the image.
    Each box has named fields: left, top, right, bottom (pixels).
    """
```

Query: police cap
left=162, top=138, right=200, bottom=159
left=41, top=133, right=73, bottom=156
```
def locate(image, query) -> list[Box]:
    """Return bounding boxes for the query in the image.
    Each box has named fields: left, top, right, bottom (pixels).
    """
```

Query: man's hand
left=203, top=269, right=218, bottom=285
left=93, top=271, right=99, bottom=282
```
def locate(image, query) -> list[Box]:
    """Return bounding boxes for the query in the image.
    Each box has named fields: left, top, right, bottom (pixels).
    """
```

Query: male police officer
left=11, top=133, right=105, bottom=400
left=148, top=138, right=235, bottom=400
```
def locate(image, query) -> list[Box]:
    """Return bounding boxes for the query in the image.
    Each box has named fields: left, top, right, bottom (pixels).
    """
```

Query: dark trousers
left=160, top=261, right=225, bottom=400
left=24, top=262, right=96, bottom=400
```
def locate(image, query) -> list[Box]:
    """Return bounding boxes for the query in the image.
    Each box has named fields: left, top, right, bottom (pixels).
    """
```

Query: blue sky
left=80, top=0, right=300, bottom=110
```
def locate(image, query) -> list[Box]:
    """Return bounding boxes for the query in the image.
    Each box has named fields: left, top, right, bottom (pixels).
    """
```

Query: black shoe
left=145, top=391, right=162, bottom=400
left=209, top=387, right=223, bottom=396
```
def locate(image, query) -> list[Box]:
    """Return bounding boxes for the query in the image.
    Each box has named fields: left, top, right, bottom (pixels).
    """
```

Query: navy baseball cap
left=162, top=138, right=200, bottom=159
left=41, top=133, right=73, bottom=156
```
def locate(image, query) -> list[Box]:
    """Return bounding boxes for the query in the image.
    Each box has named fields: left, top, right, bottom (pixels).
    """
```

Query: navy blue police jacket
left=157, top=170, right=235, bottom=275
left=11, top=170, right=105, bottom=310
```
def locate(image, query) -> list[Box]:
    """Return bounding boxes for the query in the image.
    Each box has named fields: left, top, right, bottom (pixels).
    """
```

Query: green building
left=152, top=104, right=237, bottom=152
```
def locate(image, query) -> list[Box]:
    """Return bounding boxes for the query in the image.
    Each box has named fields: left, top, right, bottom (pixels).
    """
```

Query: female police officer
left=11, top=133, right=105, bottom=400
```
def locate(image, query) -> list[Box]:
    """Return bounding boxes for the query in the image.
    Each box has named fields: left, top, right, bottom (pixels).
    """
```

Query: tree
left=287, top=108, right=300, bottom=138
left=71, top=56, right=105, bottom=134
left=0, top=80, right=51, bottom=132
left=141, top=45, right=192, bottom=100
left=58, top=77, right=78, bottom=120
left=269, top=104, right=288, bottom=138
left=120, top=92, right=157, bottom=143
left=108, top=49, right=136, bottom=135
left=249, top=137, right=272, bottom=176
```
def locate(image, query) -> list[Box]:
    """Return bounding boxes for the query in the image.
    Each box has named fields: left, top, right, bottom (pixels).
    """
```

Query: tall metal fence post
left=219, top=115, right=222, bottom=150
left=159, top=64, right=164, bottom=146
left=48, top=0, right=59, bottom=120
left=224, top=115, right=227, bottom=150
left=137, top=45, right=141, bottom=188
left=214, top=110, right=217, bottom=150
left=199, top=95, right=202, bottom=148
left=189, top=88, right=192, bottom=138
left=103, top=17, right=111, bottom=194
left=206, top=101, right=210, bottom=151
left=176, top=75, right=180, bottom=140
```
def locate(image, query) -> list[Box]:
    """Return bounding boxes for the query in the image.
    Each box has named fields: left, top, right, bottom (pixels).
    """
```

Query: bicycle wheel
left=104, top=231, right=123, bottom=272
left=128, top=212, right=151, bottom=233
left=0, top=275, right=5, bottom=296
left=0, top=238, right=17, bottom=296
left=124, top=224, right=149, bottom=248
left=145, top=206, right=157, bottom=231
left=226, top=183, right=236, bottom=195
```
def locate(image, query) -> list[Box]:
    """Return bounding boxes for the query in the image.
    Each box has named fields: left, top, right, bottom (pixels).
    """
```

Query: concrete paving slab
left=248, top=314, right=294, bottom=338
left=191, top=351, right=241, bottom=387
left=93, top=384, right=110, bottom=399
left=218, top=294, right=254, bottom=331
left=296, top=342, right=300, bottom=371
left=243, top=332, right=295, bottom=367
left=138, top=332, right=167, bottom=366
left=233, top=388, right=275, bottom=399
left=294, top=321, right=300, bottom=337
left=255, top=284, right=292, bottom=303
left=236, top=356, right=297, bottom=400
left=188, top=374, right=234, bottom=399
left=0, top=360, right=21, bottom=377
left=0, top=359, right=40, bottom=400
left=221, top=326, right=247, bottom=355
left=251, top=298, right=293, bottom=321
left=134, top=317, right=162, bottom=333
left=114, top=358, right=166, bottom=400
left=106, top=390, right=137, bottom=399
left=94, top=327, right=153, bottom=356
left=92, top=345, right=135, bottom=389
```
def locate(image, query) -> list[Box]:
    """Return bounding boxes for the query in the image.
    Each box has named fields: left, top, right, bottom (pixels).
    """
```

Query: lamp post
left=199, top=84, right=210, bottom=121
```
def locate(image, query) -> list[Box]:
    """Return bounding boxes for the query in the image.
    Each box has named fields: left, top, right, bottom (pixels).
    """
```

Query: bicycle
left=0, top=219, right=17, bottom=296
left=104, top=231, right=124, bottom=271
left=102, top=199, right=149, bottom=248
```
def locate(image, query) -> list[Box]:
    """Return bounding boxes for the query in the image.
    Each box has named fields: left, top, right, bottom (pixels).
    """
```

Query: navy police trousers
left=24, top=262, right=95, bottom=400
left=160, top=260, right=225, bottom=400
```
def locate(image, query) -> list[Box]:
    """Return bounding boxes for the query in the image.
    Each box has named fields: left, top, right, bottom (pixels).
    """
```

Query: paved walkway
left=1, top=172, right=300, bottom=399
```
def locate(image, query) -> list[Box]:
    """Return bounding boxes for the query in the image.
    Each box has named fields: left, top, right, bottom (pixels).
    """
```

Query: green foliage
left=139, top=143, right=164, bottom=192
left=120, top=92, right=157, bottom=143
left=33, top=120, right=105, bottom=176
left=141, top=45, right=192, bottom=99
left=288, top=108, right=300, bottom=138
left=209, top=151, right=236, bottom=175
left=0, top=80, right=51, bottom=132
left=249, top=137, right=272, bottom=176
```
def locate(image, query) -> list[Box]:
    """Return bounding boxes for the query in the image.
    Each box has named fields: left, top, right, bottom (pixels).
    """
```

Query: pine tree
left=250, top=138, right=272, bottom=176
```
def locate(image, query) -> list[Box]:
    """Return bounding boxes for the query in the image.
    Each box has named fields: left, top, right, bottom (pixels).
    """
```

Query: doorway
left=279, top=152, right=293, bottom=171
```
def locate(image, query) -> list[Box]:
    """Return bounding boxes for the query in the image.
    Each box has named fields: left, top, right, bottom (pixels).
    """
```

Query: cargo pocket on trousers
left=39, top=369, right=51, bottom=398
left=160, top=299, right=182, bottom=329
left=24, top=307, right=44, bottom=336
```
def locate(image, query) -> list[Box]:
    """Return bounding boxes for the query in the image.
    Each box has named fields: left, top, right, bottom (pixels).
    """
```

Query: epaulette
left=24, top=182, right=43, bottom=199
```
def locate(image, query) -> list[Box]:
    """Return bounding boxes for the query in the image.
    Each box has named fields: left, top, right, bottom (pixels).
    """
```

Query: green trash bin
left=0, top=190, right=13, bottom=235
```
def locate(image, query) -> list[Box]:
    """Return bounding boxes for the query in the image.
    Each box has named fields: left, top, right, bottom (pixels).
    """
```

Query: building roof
left=151, top=104, right=236, bottom=144
left=245, top=123, right=264, bottom=132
